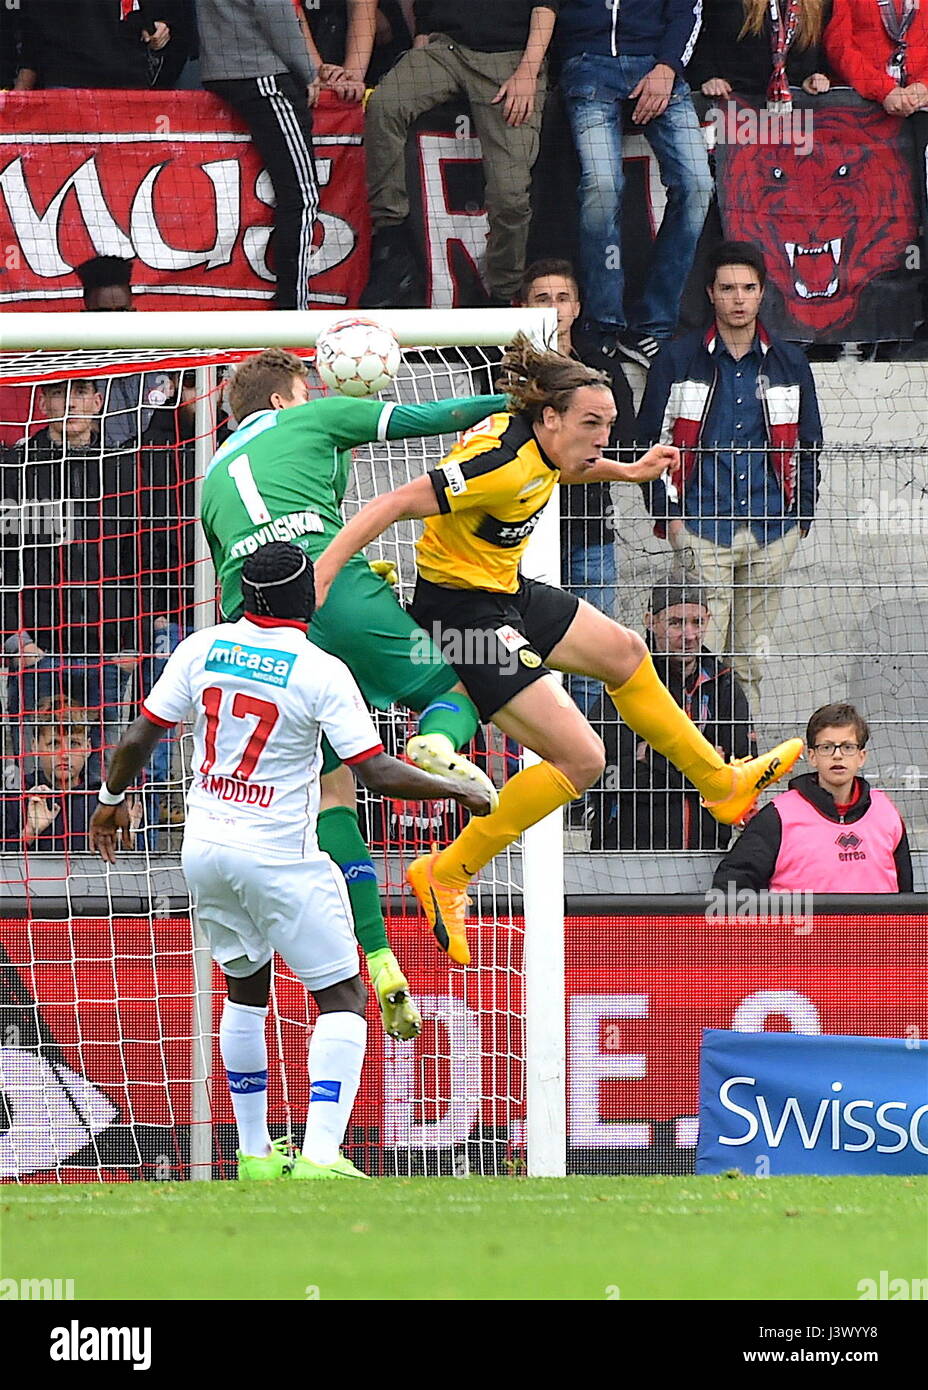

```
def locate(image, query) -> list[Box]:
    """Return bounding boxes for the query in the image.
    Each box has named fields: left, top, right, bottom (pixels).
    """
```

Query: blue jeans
left=561, top=53, right=712, bottom=338
left=561, top=532, right=617, bottom=718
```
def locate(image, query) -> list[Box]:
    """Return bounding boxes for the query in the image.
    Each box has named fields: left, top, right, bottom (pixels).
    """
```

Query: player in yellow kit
left=314, top=337, right=802, bottom=964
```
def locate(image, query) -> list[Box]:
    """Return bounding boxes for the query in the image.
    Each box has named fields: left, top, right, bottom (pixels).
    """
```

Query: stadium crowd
left=3, top=2, right=927, bottom=333
left=0, top=1, right=923, bottom=883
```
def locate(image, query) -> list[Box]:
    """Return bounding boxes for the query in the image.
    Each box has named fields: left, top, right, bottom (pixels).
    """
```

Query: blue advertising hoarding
left=697, top=1030, right=928, bottom=1176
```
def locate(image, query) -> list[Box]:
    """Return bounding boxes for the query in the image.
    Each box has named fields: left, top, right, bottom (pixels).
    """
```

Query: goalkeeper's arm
left=313, top=392, right=508, bottom=448
left=383, top=394, right=507, bottom=441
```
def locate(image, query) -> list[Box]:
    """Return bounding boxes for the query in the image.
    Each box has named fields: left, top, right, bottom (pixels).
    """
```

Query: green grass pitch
left=2, top=1175, right=926, bottom=1301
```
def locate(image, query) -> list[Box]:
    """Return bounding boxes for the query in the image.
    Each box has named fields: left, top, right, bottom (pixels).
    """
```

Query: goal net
left=1, top=312, right=925, bottom=1185
left=0, top=307, right=564, bottom=1183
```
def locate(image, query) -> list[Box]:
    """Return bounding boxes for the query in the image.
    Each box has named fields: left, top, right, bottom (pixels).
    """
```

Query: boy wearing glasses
left=712, top=702, right=913, bottom=893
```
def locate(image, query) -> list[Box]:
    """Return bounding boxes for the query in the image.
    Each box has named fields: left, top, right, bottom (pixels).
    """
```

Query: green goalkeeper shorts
left=312, top=554, right=458, bottom=775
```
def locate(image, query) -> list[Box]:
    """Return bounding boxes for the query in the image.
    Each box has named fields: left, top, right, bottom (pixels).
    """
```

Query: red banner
left=713, top=92, right=920, bottom=342
left=2, top=911, right=924, bottom=1179
left=0, top=90, right=370, bottom=313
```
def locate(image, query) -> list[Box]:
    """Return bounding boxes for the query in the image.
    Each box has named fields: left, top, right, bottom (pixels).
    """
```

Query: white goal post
left=0, top=308, right=554, bottom=354
left=1, top=306, right=567, bottom=1180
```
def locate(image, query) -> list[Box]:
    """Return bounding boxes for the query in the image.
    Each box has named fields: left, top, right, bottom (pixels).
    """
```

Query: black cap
left=242, top=542, right=316, bottom=623
left=647, top=582, right=708, bottom=617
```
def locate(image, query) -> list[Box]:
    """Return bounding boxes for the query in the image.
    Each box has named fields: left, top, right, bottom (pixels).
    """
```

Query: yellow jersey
left=417, top=412, right=558, bottom=593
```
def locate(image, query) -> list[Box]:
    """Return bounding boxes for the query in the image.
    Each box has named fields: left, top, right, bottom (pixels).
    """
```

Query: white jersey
left=142, top=616, right=382, bottom=858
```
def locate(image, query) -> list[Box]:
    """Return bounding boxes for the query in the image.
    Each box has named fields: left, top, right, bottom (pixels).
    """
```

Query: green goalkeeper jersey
left=201, top=392, right=506, bottom=619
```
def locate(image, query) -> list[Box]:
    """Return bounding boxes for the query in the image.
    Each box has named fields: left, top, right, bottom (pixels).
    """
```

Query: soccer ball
left=314, top=317, right=402, bottom=398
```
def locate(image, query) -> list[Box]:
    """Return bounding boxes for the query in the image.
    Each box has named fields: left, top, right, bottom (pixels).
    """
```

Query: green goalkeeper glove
left=369, top=558, right=399, bottom=589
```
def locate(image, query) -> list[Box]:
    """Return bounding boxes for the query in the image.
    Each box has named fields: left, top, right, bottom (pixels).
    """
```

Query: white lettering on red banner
left=0, top=91, right=369, bottom=311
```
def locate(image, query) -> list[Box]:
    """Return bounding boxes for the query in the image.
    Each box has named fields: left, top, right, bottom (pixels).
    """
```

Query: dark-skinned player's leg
left=222, top=964, right=371, bottom=1180
left=222, top=962, right=291, bottom=1178
left=290, top=973, right=370, bottom=1180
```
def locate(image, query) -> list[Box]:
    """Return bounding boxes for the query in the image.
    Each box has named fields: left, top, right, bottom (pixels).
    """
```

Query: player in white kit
left=90, top=543, right=491, bottom=1181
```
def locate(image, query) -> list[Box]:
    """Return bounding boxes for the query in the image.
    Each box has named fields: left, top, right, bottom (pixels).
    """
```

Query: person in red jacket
left=823, top=0, right=928, bottom=114
left=712, top=701, right=914, bottom=892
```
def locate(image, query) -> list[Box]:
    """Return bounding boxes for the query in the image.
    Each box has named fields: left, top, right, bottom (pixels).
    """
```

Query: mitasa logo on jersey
left=204, top=641, right=296, bottom=688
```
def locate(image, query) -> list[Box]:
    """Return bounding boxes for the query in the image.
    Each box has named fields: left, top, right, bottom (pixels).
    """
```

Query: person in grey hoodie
left=197, top=0, right=319, bottom=310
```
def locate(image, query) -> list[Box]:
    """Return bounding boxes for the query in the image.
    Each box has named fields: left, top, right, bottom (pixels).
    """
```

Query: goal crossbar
left=0, top=307, right=554, bottom=355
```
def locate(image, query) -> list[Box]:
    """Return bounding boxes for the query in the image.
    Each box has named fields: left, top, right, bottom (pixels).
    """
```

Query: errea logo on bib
left=205, top=641, right=296, bottom=688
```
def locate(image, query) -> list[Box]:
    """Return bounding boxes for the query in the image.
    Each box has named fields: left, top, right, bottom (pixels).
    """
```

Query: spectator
left=687, top=0, right=832, bottom=103
left=1, top=698, right=141, bottom=853
left=518, top=257, right=636, bottom=712
left=556, top=0, right=713, bottom=367
left=73, top=255, right=197, bottom=646
left=300, top=0, right=380, bottom=98
left=368, top=1, right=416, bottom=84
left=637, top=241, right=822, bottom=711
left=2, top=372, right=191, bottom=840
left=589, top=583, right=754, bottom=849
left=135, top=614, right=185, bottom=846
left=1, top=380, right=141, bottom=762
left=197, top=0, right=320, bottom=311
left=824, top=0, right=928, bottom=115
left=0, top=1, right=23, bottom=89
left=74, top=256, right=183, bottom=450
left=712, top=702, right=914, bottom=891
left=361, top=1, right=559, bottom=308
left=150, top=0, right=197, bottom=89
left=14, top=0, right=184, bottom=90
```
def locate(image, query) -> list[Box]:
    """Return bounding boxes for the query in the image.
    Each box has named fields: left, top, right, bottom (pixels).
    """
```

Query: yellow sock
left=434, top=761, right=579, bottom=889
left=608, top=653, right=733, bottom=801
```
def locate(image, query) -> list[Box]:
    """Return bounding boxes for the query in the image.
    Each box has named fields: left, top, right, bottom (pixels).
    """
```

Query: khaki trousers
left=364, top=35, right=545, bottom=298
left=674, top=525, right=801, bottom=711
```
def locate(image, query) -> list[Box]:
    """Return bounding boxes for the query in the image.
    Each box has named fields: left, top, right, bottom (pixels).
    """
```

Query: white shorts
left=181, top=838, right=359, bottom=991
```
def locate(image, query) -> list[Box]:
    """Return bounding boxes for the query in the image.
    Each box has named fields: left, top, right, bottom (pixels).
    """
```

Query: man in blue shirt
left=637, top=241, right=822, bottom=711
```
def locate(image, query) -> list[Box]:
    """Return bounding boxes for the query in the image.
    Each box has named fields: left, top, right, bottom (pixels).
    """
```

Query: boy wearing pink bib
left=713, top=702, right=913, bottom=894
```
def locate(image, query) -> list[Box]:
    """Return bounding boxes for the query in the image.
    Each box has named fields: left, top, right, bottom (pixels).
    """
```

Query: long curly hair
left=495, top=334, right=611, bottom=423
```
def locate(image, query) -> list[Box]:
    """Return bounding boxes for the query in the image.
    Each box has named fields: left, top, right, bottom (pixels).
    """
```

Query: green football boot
left=236, top=1137, right=293, bottom=1181
left=290, top=1153, right=371, bottom=1181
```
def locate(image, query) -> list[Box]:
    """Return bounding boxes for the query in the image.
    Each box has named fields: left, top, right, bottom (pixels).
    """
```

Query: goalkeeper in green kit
left=200, top=348, right=505, bottom=1041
